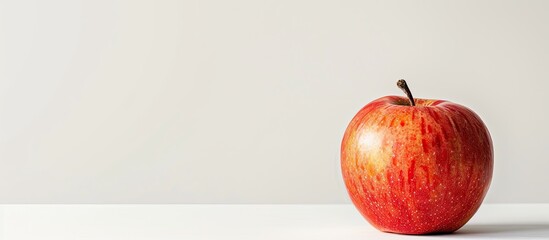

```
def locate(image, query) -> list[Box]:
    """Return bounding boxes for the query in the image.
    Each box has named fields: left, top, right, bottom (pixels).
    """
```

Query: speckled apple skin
left=341, top=96, right=493, bottom=234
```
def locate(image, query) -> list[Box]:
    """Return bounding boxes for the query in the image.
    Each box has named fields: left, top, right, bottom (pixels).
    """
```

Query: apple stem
left=397, top=79, right=416, bottom=106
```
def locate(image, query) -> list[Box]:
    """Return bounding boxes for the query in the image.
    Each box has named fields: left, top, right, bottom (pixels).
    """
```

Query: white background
left=0, top=0, right=547, bottom=203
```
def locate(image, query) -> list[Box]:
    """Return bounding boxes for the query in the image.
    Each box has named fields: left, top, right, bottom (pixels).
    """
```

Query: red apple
left=341, top=80, right=493, bottom=234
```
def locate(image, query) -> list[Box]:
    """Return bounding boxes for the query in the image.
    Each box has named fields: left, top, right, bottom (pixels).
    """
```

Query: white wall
left=0, top=0, right=548, bottom=203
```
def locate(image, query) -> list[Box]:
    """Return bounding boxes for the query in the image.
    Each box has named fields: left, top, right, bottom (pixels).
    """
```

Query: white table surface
left=1, top=204, right=548, bottom=240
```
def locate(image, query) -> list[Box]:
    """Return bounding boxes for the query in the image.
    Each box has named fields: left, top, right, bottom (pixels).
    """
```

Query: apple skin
left=341, top=96, right=493, bottom=234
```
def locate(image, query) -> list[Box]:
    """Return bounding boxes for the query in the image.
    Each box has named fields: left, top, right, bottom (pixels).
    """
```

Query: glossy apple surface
left=341, top=95, right=493, bottom=234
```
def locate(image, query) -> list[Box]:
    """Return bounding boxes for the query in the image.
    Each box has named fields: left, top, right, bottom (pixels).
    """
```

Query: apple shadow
left=446, top=223, right=549, bottom=239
